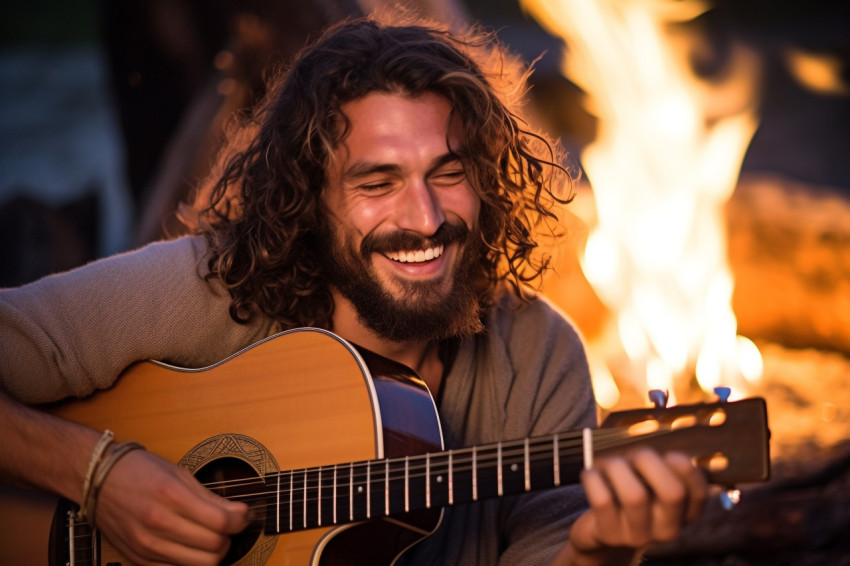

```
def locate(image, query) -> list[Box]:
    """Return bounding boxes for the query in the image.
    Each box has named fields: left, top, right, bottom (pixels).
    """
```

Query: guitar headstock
left=600, top=397, right=771, bottom=485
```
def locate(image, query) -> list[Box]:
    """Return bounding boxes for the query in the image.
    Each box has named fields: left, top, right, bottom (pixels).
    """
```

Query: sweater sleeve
left=0, top=236, right=275, bottom=404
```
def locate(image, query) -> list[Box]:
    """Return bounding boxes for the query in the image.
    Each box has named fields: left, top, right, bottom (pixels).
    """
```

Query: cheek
left=341, top=210, right=384, bottom=250
left=347, top=192, right=422, bottom=238
left=448, top=184, right=481, bottom=228
left=350, top=200, right=390, bottom=232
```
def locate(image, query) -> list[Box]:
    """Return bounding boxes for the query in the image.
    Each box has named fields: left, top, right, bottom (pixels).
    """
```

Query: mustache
left=360, top=221, right=470, bottom=257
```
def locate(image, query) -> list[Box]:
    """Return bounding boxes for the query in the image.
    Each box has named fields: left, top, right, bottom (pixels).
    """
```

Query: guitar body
left=0, top=328, right=444, bottom=566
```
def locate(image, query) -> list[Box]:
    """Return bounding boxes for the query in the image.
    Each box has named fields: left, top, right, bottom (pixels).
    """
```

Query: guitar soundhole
left=193, top=457, right=265, bottom=566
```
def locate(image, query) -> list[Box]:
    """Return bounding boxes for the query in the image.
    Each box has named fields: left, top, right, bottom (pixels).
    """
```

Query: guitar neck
left=228, top=394, right=770, bottom=535
left=231, top=431, right=588, bottom=534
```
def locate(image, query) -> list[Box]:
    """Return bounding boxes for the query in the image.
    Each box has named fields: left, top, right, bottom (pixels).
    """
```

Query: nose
left=395, top=179, right=446, bottom=236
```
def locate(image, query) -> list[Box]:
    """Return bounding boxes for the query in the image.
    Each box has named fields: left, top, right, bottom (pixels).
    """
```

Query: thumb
left=176, top=466, right=251, bottom=533
left=218, top=498, right=251, bottom=534
left=197, top=483, right=251, bottom=533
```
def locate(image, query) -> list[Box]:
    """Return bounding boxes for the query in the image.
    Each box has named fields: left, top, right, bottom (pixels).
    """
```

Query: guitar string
left=62, top=437, right=590, bottom=540
left=64, top=427, right=671, bottom=542
left=200, top=427, right=677, bottom=511
left=176, top=436, right=588, bottom=498
left=63, top=455, right=583, bottom=552
left=191, top=427, right=635, bottom=493
left=69, top=426, right=646, bottom=535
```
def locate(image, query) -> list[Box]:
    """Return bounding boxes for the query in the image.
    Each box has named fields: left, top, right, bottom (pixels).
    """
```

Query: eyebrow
left=343, top=162, right=401, bottom=180
left=342, top=151, right=465, bottom=181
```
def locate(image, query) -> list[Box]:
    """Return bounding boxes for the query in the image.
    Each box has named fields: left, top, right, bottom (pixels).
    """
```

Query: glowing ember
left=784, top=47, right=850, bottom=96
left=523, top=0, right=764, bottom=405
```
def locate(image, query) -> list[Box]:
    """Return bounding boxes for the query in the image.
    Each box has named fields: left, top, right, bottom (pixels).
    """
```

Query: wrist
left=78, top=430, right=115, bottom=519
left=78, top=438, right=145, bottom=524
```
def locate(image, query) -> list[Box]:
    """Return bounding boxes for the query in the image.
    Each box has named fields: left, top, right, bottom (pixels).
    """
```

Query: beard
left=317, top=217, right=485, bottom=343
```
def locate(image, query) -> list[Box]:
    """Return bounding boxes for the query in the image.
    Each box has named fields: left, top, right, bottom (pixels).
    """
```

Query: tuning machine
left=719, top=487, right=742, bottom=510
left=648, top=389, right=668, bottom=409
left=713, top=386, right=741, bottom=508
left=714, top=386, right=732, bottom=403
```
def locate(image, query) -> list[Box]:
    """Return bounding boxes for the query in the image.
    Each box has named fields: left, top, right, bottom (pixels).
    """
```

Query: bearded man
left=0, top=16, right=707, bottom=566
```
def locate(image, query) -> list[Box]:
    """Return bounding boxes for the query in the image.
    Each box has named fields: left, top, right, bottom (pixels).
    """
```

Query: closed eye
left=354, top=174, right=399, bottom=193
left=360, top=181, right=393, bottom=191
left=430, top=168, right=466, bottom=186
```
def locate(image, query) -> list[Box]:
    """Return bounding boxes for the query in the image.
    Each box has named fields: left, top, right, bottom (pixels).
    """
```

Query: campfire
left=520, top=0, right=850, bottom=562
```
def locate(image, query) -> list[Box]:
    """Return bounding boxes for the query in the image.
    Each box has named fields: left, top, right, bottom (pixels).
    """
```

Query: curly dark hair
left=191, top=14, right=574, bottom=330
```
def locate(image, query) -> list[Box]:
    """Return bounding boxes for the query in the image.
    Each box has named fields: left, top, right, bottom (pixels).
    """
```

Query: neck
left=330, top=291, right=444, bottom=394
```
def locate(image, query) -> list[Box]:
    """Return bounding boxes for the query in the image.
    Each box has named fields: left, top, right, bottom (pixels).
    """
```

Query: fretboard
left=216, top=431, right=596, bottom=534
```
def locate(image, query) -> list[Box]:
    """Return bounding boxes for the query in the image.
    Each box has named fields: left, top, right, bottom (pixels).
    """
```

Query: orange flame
left=523, top=0, right=764, bottom=406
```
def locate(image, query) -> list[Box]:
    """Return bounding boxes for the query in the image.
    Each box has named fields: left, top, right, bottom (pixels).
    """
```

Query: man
left=0, top=16, right=707, bottom=566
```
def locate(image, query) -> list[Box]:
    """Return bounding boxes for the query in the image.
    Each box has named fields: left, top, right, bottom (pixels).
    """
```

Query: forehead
left=334, top=92, right=462, bottom=159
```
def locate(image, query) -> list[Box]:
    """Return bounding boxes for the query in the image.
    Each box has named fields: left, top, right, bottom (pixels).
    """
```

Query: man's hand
left=94, top=449, right=250, bottom=566
left=0, top=391, right=249, bottom=565
left=553, top=448, right=708, bottom=566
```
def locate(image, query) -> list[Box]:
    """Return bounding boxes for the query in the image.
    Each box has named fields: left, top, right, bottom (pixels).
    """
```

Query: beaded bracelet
left=76, top=430, right=114, bottom=521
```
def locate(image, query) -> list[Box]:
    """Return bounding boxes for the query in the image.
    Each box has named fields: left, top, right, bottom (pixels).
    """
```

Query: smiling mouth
left=383, top=244, right=445, bottom=264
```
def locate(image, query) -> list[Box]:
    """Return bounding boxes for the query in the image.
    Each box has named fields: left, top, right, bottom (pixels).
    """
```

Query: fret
left=302, top=469, right=308, bottom=529
left=384, top=459, right=390, bottom=516
left=276, top=472, right=281, bottom=532
left=366, top=461, right=372, bottom=519
left=524, top=438, right=531, bottom=491
left=426, top=453, right=431, bottom=508
left=448, top=451, right=454, bottom=505
left=317, top=467, right=323, bottom=526
left=404, top=456, right=410, bottom=512
left=333, top=462, right=350, bottom=526
left=272, top=470, right=288, bottom=532
left=472, top=446, right=478, bottom=501
left=583, top=428, right=594, bottom=470
left=346, top=461, right=369, bottom=523
left=67, top=510, right=75, bottom=566
left=321, top=465, right=335, bottom=527
left=288, top=470, right=295, bottom=531
left=366, top=462, right=372, bottom=519
left=553, top=433, right=561, bottom=486
left=332, top=464, right=338, bottom=524
left=349, top=462, right=354, bottom=522
left=497, top=442, right=503, bottom=496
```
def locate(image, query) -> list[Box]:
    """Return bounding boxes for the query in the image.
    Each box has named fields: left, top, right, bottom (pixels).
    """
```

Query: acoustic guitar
left=0, top=328, right=770, bottom=565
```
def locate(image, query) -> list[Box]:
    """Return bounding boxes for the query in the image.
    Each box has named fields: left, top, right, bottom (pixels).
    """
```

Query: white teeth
left=385, top=245, right=444, bottom=263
